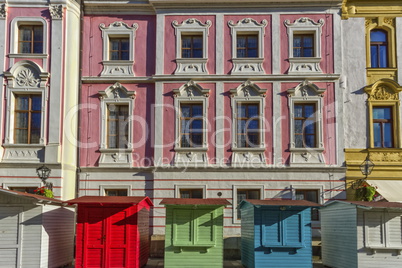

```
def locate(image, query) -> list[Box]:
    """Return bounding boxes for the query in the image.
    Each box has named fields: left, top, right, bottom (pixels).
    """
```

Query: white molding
left=230, top=81, right=267, bottom=166
left=290, top=184, right=324, bottom=204
left=3, top=182, right=42, bottom=189
left=172, top=18, right=211, bottom=74
left=287, top=80, right=326, bottom=166
left=9, top=16, right=48, bottom=69
left=228, top=18, right=267, bottom=74
left=174, top=184, right=207, bottom=198
left=98, top=82, right=135, bottom=167
left=100, top=184, right=132, bottom=196
left=173, top=81, right=210, bottom=166
left=99, top=21, right=138, bottom=77
left=284, top=17, right=324, bottom=74
left=233, top=185, right=264, bottom=224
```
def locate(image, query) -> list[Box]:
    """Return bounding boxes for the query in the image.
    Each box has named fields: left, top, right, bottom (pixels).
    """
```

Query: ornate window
left=284, top=17, right=324, bottom=74
left=370, top=30, right=388, bottom=68
left=233, top=185, right=264, bottom=223
left=173, top=81, right=210, bottom=166
left=172, top=18, right=211, bottom=74
left=18, top=25, right=43, bottom=54
left=365, top=79, right=402, bottom=149
left=230, top=81, right=267, bottom=166
left=3, top=60, right=49, bottom=163
left=228, top=18, right=267, bottom=74
left=99, top=21, right=138, bottom=77
left=10, top=17, right=47, bottom=56
left=287, top=81, right=325, bottom=166
left=98, top=83, right=135, bottom=167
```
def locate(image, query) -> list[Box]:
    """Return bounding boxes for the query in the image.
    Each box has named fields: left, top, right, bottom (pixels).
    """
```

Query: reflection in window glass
left=294, top=103, right=316, bottom=148
left=180, top=103, right=203, bottom=147
left=370, top=30, right=388, bottom=68
left=293, top=34, right=314, bottom=57
left=373, top=107, right=393, bottom=148
left=236, top=103, right=260, bottom=148
left=14, top=95, right=41, bottom=144
left=182, top=35, right=203, bottom=58
left=237, top=34, right=258, bottom=58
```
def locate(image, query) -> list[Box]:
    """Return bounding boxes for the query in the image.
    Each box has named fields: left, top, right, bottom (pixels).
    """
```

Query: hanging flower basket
left=355, top=184, right=376, bottom=201
left=34, top=186, right=54, bottom=198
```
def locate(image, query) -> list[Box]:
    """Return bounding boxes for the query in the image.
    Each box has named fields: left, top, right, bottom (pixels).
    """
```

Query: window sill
left=288, top=57, right=322, bottom=74
left=8, top=53, right=48, bottom=59
left=2, top=144, right=45, bottom=163
left=101, top=60, right=134, bottom=77
left=174, top=148, right=208, bottom=167
left=99, top=148, right=133, bottom=167
left=231, top=148, right=266, bottom=167
left=289, top=149, right=325, bottom=167
left=366, top=246, right=402, bottom=255
left=231, top=58, right=265, bottom=74
left=173, top=244, right=215, bottom=253
left=174, top=58, right=208, bottom=74
left=261, top=245, right=304, bottom=253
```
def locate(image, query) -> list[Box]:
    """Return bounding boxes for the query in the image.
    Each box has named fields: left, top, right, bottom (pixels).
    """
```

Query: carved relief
left=284, top=17, right=324, bottom=28
left=365, top=18, right=377, bottom=28
left=370, top=152, right=402, bottom=162
left=0, top=4, right=6, bottom=19
left=49, top=5, right=63, bottom=20
left=100, top=21, right=138, bottom=31
left=16, top=67, right=40, bottom=87
left=172, top=18, right=212, bottom=31
left=368, top=86, right=399, bottom=100
left=383, top=17, right=395, bottom=27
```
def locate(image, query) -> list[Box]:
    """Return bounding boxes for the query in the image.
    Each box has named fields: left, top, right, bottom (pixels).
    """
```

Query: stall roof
left=240, top=199, right=321, bottom=208
left=0, top=188, right=64, bottom=204
left=67, top=196, right=153, bottom=206
left=367, top=180, right=402, bottom=202
left=327, top=200, right=402, bottom=209
left=160, top=198, right=231, bottom=206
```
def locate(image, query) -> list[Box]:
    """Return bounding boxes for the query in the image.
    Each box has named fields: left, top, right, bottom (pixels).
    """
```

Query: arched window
left=370, top=30, right=388, bottom=68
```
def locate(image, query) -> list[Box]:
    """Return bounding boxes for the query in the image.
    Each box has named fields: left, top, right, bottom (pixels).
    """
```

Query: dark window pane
left=247, top=120, right=258, bottom=130
left=371, top=30, right=387, bottom=42
left=305, top=135, right=315, bottom=148
left=379, top=45, right=388, bottom=68
left=384, top=123, right=393, bottom=148
left=295, top=135, right=303, bottom=148
left=191, top=120, right=203, bottom=130
left=373, top=122, right=381, bottom=147
left=370, top=45, right=378, bottom=68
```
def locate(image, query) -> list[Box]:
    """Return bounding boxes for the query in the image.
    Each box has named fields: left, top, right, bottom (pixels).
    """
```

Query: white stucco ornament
left=49, top=5, right=63, bottom=20
left=16, top=67, right=40, bottom=87
left=0, top=4, right=6, bottom=19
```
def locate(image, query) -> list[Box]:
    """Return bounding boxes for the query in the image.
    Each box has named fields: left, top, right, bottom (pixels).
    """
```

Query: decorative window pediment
left=228, top=18, right=267, bottom=74
left=173, top=81, right=210, bottom=166
left=99, top=21, right=138, bottom=77
left=287, top=80, right=326, bottom=166
left=98, top=82, right=135, bottom=167
left=284, top=17, right=324, bottom=74
left=230, top=81, right=267, bottom=166
left=172, top=18, right=211, bottom=75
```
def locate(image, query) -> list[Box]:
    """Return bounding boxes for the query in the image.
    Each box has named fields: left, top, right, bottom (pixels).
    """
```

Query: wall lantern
left=36, top=165, right=52, bottom=190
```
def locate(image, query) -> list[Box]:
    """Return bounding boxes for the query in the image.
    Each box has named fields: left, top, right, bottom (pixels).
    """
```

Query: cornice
left=342, top=0, right=402, bottom=19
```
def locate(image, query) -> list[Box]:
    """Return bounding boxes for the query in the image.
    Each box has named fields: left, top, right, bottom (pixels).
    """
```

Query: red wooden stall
left=68, top=196, right=153, bottom=268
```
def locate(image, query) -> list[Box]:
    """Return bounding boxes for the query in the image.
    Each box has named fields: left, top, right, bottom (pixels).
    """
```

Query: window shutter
left=194, top=210, right=214, bottom=245
left=386, top=213, right=402, bottom=247
left=173, top=209, right=193, bottom=246
left=261, top=211, right=281, bottom=247
left=364, top=212, right=384, bottom=247
left=283, top=211, right=303, bottom=247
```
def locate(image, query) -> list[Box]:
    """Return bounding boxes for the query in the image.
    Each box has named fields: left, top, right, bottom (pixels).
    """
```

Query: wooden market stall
left=239, top=199, right=321, bottom=268
left=68, top=196, right=153, bottom=268
left=321, top=201, right=402, bottom=268
left=0, top=189, right=75, bottom=268
left=160, top=198, right=231, bottom=268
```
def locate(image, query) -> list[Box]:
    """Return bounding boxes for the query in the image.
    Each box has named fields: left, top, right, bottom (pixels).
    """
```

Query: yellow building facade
left=343, top=0, right=402, bottom=201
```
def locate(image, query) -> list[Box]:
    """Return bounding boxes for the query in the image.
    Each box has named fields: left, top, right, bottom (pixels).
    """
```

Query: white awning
left=367, top=180, right=402, bottom=202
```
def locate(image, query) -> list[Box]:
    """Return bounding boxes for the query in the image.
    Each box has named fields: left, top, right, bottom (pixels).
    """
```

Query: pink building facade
left=0, top=0, right=80, bottom=200
left=78, top=0, right=345, bottom=255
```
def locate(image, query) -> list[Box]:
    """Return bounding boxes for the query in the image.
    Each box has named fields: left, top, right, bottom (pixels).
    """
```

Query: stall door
left=83, top=207, right=131, bottom=268
left=0, top=207, right=22, bottom=268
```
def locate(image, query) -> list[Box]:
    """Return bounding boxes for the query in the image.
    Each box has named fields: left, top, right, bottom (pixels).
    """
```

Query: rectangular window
left=370, top=30, right=388, bottom=68
left=14, top=95, right=41, bottom=144
left=9, top=187, right=37, bottom=194
left=237, top=103, right=260, bottom=148
left=107, top=104, right=129, bottom=149
left=293, top=34, right=314, bottom=57
left=236, top=34, right=258, bottom=58
left=105, top=189, right=128, bottom=196
left=181, top=35, right=203, bottom=58
left=294, top=103, right=316, bottom=148
left=109, top=37, right=129, bottom=60
left=18, top=25, right=43, bottom=54
left=295, top=189, right=320, bottom=221
left=373, top=107, right=393, bottom=148
left=180, top=103, right=203, bottom=148
left=179, top=188, right=203, bottom=199
left=237, top=189, right=260, bottom=219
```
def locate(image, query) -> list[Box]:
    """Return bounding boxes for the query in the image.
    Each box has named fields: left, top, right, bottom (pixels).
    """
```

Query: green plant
left=34, top=186, right=54, bottom=198
left=355, top=184, right=376, bottom=201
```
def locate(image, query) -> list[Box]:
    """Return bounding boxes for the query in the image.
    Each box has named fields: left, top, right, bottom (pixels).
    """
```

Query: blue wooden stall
left=239, top=199, right=321, bottom=268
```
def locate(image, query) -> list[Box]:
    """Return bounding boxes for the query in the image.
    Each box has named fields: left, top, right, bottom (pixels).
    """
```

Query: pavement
left=144, top=258, right=325, bottom=267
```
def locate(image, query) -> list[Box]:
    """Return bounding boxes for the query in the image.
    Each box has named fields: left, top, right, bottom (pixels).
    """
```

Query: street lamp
left=36, top=165, right=52, bottom=190
left=351, top=155, right=375, bottom=190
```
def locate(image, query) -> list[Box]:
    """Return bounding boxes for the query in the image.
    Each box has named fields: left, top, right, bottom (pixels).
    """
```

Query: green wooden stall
left=161, top=198, right=231, bottom=268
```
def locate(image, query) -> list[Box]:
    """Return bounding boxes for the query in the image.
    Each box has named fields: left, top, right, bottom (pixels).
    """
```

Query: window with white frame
left=100, top=185, right=131, bottom=196
left=175, top=185, right=207, bottom=199
left=98, top=82, right=135, bottom=167
left=3, top=61, right=48, bottom=163
left=230, top=81, right=267, bottom=165
left=364, top=211, right=402, bottom=251
left=10, top=17, right=47, bottom=57
left=292, top=184, right=323, bottom=221
left=233, top=185, right=264, bottom=223
left=172, top=18, right=211, bottom=74
left=284, top=17, right=324, bottom=74
left=99, top=21, right=138, bottom=77
left=173, top=81, right=209, bottom=165
left=228, top=18, right=267, bottom=74
left=6, top=182, right=41, bottom=194
left=287, top=81, right=325, bottom=166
